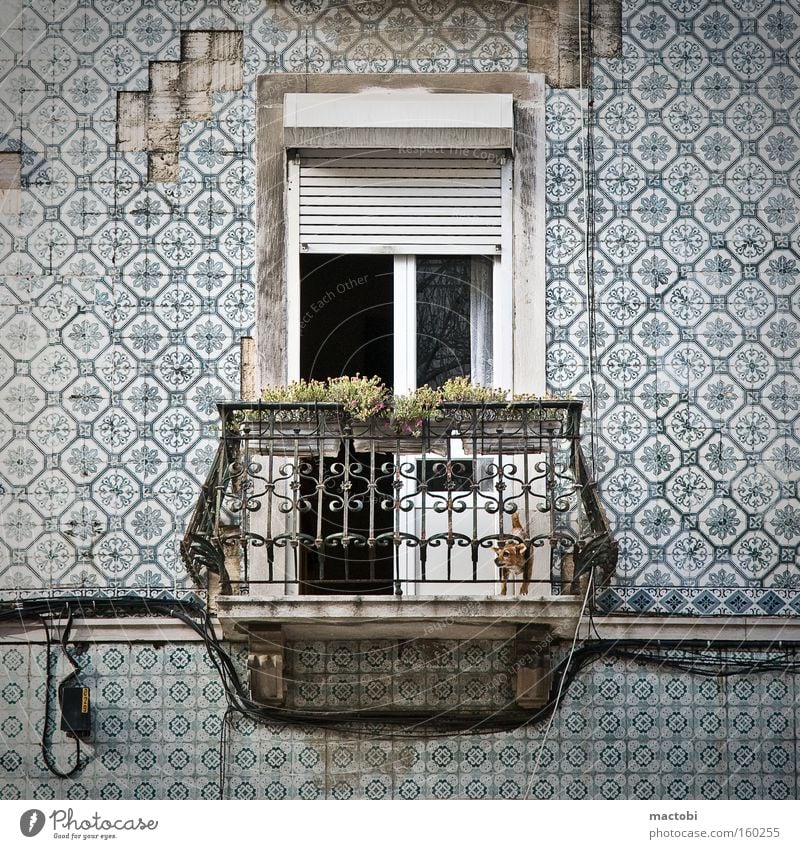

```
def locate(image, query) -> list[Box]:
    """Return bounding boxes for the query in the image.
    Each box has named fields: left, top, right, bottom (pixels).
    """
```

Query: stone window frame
left=255, top=73, right=546, bottom=395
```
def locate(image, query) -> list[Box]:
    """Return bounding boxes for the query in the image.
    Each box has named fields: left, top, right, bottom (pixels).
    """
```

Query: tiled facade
left=1, top=0, right=800, bottom=800
left=0, top=0, right=797, bottom=604
left=547, top=0, right=800, bottom=608
left=1, top=641, right=797, bottom=800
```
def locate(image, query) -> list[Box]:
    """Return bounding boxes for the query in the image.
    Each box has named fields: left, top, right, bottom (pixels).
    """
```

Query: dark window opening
left=299, top=253, right=394, bottom=595
left=300, top=253, right=393, bottom=385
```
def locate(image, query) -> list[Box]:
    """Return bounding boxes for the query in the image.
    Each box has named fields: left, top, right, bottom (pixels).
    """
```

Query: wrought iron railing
left=181, top=401, right=617, bottom=597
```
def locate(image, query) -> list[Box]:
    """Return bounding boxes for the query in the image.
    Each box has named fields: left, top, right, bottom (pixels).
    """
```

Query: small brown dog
left=493, top=511, right=530, bottom=596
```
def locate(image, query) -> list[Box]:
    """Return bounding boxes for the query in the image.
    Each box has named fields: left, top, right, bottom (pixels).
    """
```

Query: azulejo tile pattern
left=287, top=639, right=515, bottom=712
left=0, top=0, right=797, bottom=806
left=0, top=0, right=797, bottom=605
left=546, top=0, right=800, bottom=609
left=1, top=641, right=798, bottom=800
left=0, top=0, right=526, bottom=596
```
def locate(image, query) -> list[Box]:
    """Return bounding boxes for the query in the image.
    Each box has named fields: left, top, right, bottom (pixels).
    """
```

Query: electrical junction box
left=60, top=687, right=91, bottom=738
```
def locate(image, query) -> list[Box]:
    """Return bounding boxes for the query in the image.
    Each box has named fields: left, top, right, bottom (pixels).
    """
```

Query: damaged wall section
left=0, top=152, right=21, bottom=216
left=527, top=0, right=621, bottom=88
left=116, top=30, right=244, bottom=182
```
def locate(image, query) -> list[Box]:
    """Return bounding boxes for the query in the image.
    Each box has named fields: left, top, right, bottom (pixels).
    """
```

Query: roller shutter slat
left=301, top=197, right=502, bottom=208
left=299, top=152, right=504, bottom=254
left=300, top=178, right=501, bottom=189
left=300, top=186, right=501, bottom=198
left=301, top=167, right=500, bottom=179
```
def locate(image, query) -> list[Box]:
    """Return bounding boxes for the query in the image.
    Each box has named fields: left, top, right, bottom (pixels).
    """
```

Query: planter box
left=349, top=418, right=455, bottom=455
left=457, top=416, right=566, bottom=455
left=240, top=412, right=342, bottom=457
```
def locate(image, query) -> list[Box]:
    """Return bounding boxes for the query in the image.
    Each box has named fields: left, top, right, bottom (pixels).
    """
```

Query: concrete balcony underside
left=215, top=594, right=584, bottom=640
left=3, top=613, right=799, bottom=645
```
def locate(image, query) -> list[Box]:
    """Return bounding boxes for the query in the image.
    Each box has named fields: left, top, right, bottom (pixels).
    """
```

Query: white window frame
left=285, top=156, right=514, bottom=394
left=256, top=75, right=547, bottom=400
left=286, top=154, right=514, bottom=598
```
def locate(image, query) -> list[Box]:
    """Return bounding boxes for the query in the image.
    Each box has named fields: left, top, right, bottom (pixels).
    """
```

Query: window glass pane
left=416, top=255, right=493, bottom=388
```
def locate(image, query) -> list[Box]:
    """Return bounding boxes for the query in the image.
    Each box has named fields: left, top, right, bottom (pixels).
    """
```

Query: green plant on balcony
left=390, top=384, right=443, bottom=436
left=239, top=376, right=570, bottom=457
left=349, top=382, right=452, bottom=453
left=326, top=374, right=390, bottom=421
left=253, top=378, right=341, bottom=455
left=438, top=377, right=566, bottom=454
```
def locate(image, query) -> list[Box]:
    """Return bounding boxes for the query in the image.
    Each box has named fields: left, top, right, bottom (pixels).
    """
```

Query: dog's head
left=493, top=540, right=527, bottom=572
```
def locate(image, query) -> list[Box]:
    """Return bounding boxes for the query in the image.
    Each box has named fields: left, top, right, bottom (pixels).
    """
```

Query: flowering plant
left=390, top=385, right=443, bottom=436
left=325, top=374, right=390, bottom=420
left=438, top=376, right=508, bottom=404
left=259, top=378, right=328, bottom=403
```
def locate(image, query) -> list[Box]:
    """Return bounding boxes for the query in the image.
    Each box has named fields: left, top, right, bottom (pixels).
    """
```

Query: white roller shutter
left=297, top=150, right=506, bottom=255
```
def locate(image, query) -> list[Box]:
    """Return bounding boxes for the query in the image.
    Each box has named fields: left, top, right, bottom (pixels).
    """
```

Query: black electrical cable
left=219, top=707, right=233, bottom=801
left=7, top=596, right=800, bottom=740
left=10, top=599, right=800, bottom=792
left=40, top=616, right=83, bottom=779
left=144, top=603, right=800, bottom=738
left=184, top=603, right=555, bottom=734
left=58, top=608, right=81, bottom=681
left=610, top=646, right=800, bottom=677
left=6, top=598, right=578, bottom=735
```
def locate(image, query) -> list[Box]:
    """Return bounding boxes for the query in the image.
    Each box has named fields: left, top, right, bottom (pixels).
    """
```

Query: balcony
left=182, top=401, right=617, bottom=640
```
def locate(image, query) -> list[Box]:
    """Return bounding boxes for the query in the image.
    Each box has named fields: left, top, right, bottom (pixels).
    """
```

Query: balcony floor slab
left=216, top=594, right=583, bottom=640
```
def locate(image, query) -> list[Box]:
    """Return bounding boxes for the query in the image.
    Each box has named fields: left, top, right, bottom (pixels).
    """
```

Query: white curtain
left=470, top=256, right=493, bottom=386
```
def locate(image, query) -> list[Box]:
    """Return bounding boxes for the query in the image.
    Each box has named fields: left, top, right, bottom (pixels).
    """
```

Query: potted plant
left=326, top=374, right=392, bottom=452
left=326, top=374, right=390, bottom=422
left=439, top=377, right=567, bottom=455
left=248, top=379, right=342, bottom=456
left=349, top=383, right=453, bottom=454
